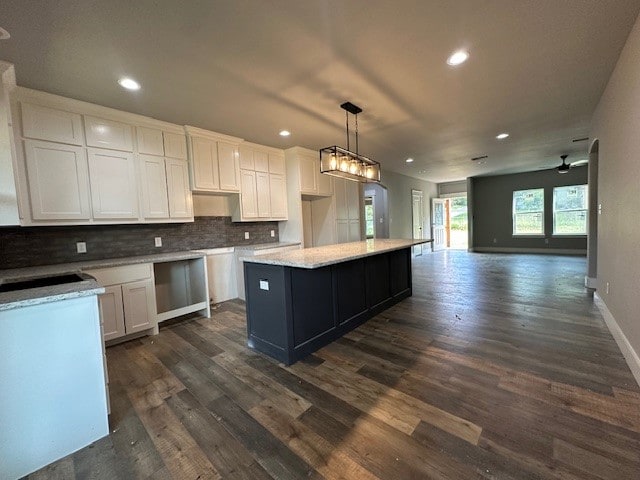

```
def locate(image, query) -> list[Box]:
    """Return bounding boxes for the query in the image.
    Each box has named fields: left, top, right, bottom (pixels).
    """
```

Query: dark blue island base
left=244, top=247, right=412, bottom=365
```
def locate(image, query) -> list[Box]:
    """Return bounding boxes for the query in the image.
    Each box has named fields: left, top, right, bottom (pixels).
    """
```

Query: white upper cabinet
left=299, top=154, right=317, bottom=194
left=317, top=168, right=333, bottom=196
left=268, top=153, right=285, bottom=175
left=165, top=157, right=193, bottom=219
left=239, top=169, right=258, bottom=218
left=238, top=144, right=254, bottom=170
left=217, top=141, right=240, bottom=192
left=190, top=136, right=219, bottom=191
left=256, top=171, right=271, bottom=218
left=87, top=148, right=139, bottom=220
left=24, top=139, right=91, bottom=220
left=84, top=116, right=133, bottom=152
left=136, top=126, right=164, bottom=156
left=254, top=150, right=269, bottom=173
left=269, top=174, right=287, bottom=219
left=139, top=154, right=169, bottom=219
left=163, top=131, right=187, bottom=159
left=21, top=103, right=83, bottom=145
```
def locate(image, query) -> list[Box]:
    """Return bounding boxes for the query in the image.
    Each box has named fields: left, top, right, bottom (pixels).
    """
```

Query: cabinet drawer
left=21, top=103, right=83, bottom=145
left=85, top=263, right=152, bottom=286
left=84, top=116, right=133, bottom=151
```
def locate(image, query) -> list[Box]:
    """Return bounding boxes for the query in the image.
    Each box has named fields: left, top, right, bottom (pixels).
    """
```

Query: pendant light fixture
left=320, top=102, right=381, bottom=183
left=557, top=154, right=570, bottom=174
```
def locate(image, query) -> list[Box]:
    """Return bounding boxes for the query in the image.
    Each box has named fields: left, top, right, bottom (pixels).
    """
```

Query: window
left=513, top=188, right=544, bottom=235
left=553, top=185, right=588, bottom=235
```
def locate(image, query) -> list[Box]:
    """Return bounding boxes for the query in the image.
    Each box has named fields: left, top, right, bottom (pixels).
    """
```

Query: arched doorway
left=586, top=139, right=599, bottom=288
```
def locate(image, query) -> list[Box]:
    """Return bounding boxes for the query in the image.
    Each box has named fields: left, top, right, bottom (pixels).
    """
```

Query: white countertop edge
left=0, top=281, right=105, bottom=312
left=242, top=239, right=430, bottom=269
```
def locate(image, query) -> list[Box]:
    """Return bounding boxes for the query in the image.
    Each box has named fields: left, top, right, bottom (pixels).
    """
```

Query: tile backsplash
left=0, top=217, right=279, bottom=269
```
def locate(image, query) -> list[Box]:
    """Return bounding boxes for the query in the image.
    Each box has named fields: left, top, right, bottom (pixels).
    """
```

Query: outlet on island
left=244, top=232, right=250, bottom=240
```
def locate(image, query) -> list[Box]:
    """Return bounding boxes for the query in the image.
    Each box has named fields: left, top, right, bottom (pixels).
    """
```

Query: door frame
left=411, top=189, right=424, bottom=256
left=432, top=198, right=447, bottom=252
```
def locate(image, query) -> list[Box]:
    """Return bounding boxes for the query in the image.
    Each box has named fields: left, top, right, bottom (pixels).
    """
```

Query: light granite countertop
left=0, top=250, right=206, bottom=311
left=234, top=241, right=301, bottom=251
left=242, top=238, right=431, bottom=269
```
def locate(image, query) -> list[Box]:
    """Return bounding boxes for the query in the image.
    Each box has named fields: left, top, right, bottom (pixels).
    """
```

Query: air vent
left=572, top=137, right=589, bottom=143
left=471, top=155, right=488, bottom=161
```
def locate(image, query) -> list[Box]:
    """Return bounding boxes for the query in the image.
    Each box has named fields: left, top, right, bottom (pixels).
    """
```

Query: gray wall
left=471, top=167, right=588, bottom=251
left=382, top=170, right=438, bottom=239
left=591, top=12, right=640, bottom=372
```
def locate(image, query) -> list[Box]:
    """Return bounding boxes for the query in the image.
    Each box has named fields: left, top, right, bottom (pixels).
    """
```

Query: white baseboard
left=472, top=247, right=587, bottom=255
left=594, top=293, right=640, bottom=388
left=585, top=276, right=598, bottom=289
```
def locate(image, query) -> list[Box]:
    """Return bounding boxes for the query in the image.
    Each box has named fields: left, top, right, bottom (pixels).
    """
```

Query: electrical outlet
left=76, top=242, right=87, bottom=254
left=544, top=238, right=549, bottom=244
left=244, top=232, right=250, bottom=240
left=606, top=282, right=610, bottom=294
left=598, top=203, right=602, bottom=215
left=154, top=237, right=162, bottom=247
left=493, top=238, right=497, bottom=244
left=270, top=230, right=275, bottom=238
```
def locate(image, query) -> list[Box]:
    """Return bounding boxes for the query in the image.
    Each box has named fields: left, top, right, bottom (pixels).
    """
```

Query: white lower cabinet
left=87, top=264, right=157, bottom=342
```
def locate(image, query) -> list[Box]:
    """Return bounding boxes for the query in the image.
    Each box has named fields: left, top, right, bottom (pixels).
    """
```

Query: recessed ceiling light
left=405, top=158, right=414, bottom=163
left=118, top=77, right=141, bottom=91
left=279, top=130, right=291, bottom=137
left=496, top=132, right=509, bottom=140
left=447, top=50, right=469, bottom=66
left=0, top=27, right=10, bottom=40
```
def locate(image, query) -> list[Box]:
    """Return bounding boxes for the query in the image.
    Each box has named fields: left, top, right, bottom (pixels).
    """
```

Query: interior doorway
left=447, top=195, right=468, bottom=249
left=365, top=196, right=374, bottom=239
left=411, top=189, right=424, bottom=256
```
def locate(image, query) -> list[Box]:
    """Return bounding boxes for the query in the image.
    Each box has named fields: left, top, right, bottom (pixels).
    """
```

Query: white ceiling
left=1, top=1, right=638, bottom=183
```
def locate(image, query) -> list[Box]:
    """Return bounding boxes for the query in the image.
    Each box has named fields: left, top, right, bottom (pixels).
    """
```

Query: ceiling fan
left=557, top=154, right=571, bottom=174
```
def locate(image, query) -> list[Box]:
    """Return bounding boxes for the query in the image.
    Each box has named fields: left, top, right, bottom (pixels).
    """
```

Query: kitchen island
left=243, top=238, right=429, bottom=364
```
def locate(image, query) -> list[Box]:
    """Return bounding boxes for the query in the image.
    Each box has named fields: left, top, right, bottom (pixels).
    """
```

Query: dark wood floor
left=28, top=251, right=640, bottom=479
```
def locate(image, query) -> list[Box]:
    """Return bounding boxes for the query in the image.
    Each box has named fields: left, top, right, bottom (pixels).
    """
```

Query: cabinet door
left=348, top=219, right=361, bottom=242
left=84, top=116, right=133, bottom=151
left=165, top=157, right=193, bottom=219
left=317, top=170, right=333, bottom=196
left=140, top=154, right=169, bottom=219
left=336, top=219, right=349, bottom=243
left=334, top=178, right=348, bottom=220
left=21, top=103, right=83, bottom=145
left=24, top=139, right=91, bottom=220
left=98, top=286, right=126, bottom=341
left=87, top=148, right=139, bottom=220
left=136, top=126, right=164, bottom=156
left=268, top=153, right=285, bottom=175
left=256, top=171, right=271, bottom=218
left=163, top=131, right=187, bottom=159
left=299, top=155, right=317, bottom=194
left=346, top=180, right=361, bottom=220
left=190, top=136, right=219, bottom=191
left=240, top=169, right=258, bottom=218
left=218, top=141, right=240, bottom=191
left=254, top=150, right=269, bottom=172
left=238, top=144, right=254, bottom=170
left=269, top=174, right=287, bottom=219
left=122, top=280, right=156, bottom=334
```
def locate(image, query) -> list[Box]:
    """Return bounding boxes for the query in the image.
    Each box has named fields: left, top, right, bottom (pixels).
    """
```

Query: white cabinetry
left=10, top=87, right=193, bottom=225
left=87, top=148, right=139, bottom=220
left=299, top=150, right=332, bottom=196
left=24, top=139, right=91, bottom=220
left=84, top=116, right=133, bottom=152
left=87, top=264, right=157, bottom=342
left=21, top=103, right=83, bottom=145
left=0, top=62, right=19, bottom=226
left=232, top=142, right=288, bottom=222
left=186, top=126, right=241, bottom=194
left=334, top=177, right=362, bottom=243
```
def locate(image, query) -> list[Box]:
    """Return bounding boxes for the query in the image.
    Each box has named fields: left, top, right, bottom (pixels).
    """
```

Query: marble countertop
left=242, top=238, right=430, bottom=269
left=0, top=250, right=206, bottom=311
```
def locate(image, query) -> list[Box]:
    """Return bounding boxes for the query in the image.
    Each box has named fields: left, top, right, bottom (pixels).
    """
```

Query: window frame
left=552, top=184, right=588, bottom=236
left=512, top=188, right=545, bottom=236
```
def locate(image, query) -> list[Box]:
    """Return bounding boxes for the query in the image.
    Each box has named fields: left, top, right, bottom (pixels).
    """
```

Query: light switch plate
left=155, top=237, right=162, bottom=247
left=259, top=280, right=269, bottom=291
left=76, top=242, right=87, bottom=254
